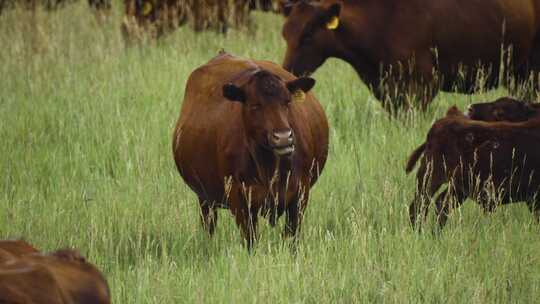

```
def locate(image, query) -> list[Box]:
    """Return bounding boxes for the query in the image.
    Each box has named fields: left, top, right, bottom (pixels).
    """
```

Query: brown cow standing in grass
left=280, top=0, right=540, bottom=112
left=0, top=245, right=111, bottom=304
left=407, top=105, right=540, bottom=230
left=173, top=52, right=329, bottom=249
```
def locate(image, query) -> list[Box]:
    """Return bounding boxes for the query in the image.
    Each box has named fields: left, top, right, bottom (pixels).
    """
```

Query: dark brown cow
left=466, top=97, right=540, bottom=122
left=406, top=97, right=540, bottom=174
left=280, top=0, right=540, bottom=112
left=172, top=52, right=329, bottom=249
left=0, top=247, right=111, bottom=304
left=407, top=107, right=540, bottom=229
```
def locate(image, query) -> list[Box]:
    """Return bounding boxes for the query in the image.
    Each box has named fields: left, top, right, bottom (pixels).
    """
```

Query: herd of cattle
left=172, top=0, right=540, bottom=247
left=2, top=0, right=540, bottom=302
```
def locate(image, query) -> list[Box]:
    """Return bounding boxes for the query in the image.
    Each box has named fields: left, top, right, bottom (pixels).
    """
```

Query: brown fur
left=280, top=0, right=540, bottom=112
left=466, top=97, right=540, bottom=122
left=406, top=98, right=540, bottom=174
left=408, top=108, right=540, bottom=229
left=0, top=242, right=110, bottom=304
left=0, top=240, right=40, bottom=263
left=172, top=52, right=329, bottom=249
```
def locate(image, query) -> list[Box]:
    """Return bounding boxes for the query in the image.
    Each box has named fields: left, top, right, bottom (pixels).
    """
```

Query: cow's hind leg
left=233, top=206, right=258, bottom=251
left=434, top=189, right=466, bottom=229
left=199, top=198, right=218, bottom=236
left=229, top=188, right=259, bottom=250
left=526, top=198, right=540, bottom=225
left=283, top=189, right=309, bottom=239
left=409, top=192, right=431, bottom=230
left=409, top=161, right=445, bottom=230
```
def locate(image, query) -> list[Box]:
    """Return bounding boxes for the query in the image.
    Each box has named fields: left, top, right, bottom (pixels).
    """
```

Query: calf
left=407, top=107, right=540, bottom=229
left=466, top=97, right=540, bottom=122
left=406, top=97, right=540, bottom=174
left=172, top=52, right=329, bottom=249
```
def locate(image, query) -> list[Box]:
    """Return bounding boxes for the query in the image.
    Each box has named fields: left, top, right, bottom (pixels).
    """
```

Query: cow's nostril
left=273, top=130, right=292, bottom=139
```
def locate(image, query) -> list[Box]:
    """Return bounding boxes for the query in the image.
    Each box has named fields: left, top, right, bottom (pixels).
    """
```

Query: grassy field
left=1, top=3, right=539, bottom=303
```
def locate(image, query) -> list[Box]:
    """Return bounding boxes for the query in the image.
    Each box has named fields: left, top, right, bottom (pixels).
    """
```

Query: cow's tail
left=405, top=143, right=426, bottom=174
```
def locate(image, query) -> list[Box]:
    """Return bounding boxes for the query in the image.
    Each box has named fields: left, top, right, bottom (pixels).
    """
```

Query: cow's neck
left=333, top=3, right=391, bottom=90
left=248, top=144, right=294, bottom=187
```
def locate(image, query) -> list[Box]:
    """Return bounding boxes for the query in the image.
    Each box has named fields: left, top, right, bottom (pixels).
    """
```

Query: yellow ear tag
left=326, top=16, right=339, bottom=30
left=142, top=2, right=152, bottom=16
left=292, top=90, right=306, bottom=103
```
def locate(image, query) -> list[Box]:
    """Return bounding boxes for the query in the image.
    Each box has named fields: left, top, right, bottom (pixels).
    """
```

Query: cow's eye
left=301, top=33, right=313, bottom=44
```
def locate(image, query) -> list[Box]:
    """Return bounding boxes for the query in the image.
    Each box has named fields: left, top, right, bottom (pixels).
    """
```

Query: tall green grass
left=1, top=3, right=539, bottom=303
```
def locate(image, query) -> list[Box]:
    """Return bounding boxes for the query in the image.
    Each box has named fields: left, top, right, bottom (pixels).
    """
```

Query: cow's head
left=281, top=1, right=342, bottom=76
left=223, top=70, right=315, bottom=157
left=466, top=97, right=536, bottom=122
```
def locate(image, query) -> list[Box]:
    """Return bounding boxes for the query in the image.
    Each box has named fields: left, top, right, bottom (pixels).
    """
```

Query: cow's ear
left=287, top=77, right=315, bottom=93
left=287, top=77, right=315, bottom=102
left=223, top=83, right=246, bottom=103
left=324, top=3, right=341, bottom=30
left=280, top=0, right=294, bottom=16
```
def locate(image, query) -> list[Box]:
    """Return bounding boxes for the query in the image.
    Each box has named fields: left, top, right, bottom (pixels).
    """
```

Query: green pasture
left=1, top=3, right=539, bottom=303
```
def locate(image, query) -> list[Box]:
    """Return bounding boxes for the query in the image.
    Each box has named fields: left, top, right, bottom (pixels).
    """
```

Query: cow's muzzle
left=269, top=129, right=294, bottom=156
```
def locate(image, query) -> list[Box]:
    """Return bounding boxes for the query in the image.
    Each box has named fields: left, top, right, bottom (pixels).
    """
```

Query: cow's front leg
left=229, top=186, right=259, bottom=251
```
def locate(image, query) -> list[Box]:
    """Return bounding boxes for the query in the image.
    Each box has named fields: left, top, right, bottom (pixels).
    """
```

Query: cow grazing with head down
left=173, top=52, right=329, bottom=249
left=0, top=246, right=111, bottom=304
left=280, top=0, right=540, bottom=112
left=407, top=106, right=540, bottom=229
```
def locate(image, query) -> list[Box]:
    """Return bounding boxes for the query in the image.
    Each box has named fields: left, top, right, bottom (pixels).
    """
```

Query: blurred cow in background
left=0, top=0, right=110, bottom=16
left=121, top=0, right=281, bottom=45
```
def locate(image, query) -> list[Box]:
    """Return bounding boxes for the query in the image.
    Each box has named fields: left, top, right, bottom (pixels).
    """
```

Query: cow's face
left=466, top=97, right=536, bottom=122
left=223, top=70, right=315, bottom=157
left=281, top=1, right=341, bottom=76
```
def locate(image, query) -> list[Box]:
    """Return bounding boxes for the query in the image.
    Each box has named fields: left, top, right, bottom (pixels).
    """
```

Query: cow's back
left=428, top=0, right=539, bottom=67
left=0, top=240, right=39, bottom=263
left=0, top=262, right=66, bottom=304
